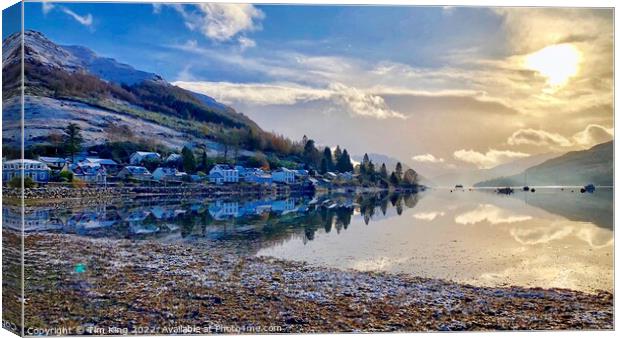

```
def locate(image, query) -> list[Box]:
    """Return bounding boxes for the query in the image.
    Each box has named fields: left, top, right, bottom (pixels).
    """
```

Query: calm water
left=4, top=188, right=613, bottom=292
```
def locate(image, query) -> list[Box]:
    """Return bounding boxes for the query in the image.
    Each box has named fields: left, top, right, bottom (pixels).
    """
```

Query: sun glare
left=525, top=44, right=581, bottom=87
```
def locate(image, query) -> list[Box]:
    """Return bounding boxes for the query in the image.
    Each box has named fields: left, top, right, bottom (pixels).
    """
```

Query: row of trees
left=301, top=136, right=354, bottom=174
left=358, top=153, right=419, bottom=187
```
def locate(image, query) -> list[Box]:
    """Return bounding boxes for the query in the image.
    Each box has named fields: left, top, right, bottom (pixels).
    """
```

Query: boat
left=455, top=184, right=464, bottom=189
left=581, top=184, right=596, bottom=193
left=496, top=187, right=514, bottom=194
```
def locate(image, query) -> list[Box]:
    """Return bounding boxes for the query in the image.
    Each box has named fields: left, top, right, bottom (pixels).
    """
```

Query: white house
left=129, top=151, right=161, bottom=165
left=69, top=162, right=107, bottom=185
left=152, top=167, right=187, bottom=181
left=209, top=164, right=239, bottom=183
left=2, top=159, right=51, bottom=183
left=272, top=168, right=295, bottom=184
left=84, top=158, right=120, bottom=174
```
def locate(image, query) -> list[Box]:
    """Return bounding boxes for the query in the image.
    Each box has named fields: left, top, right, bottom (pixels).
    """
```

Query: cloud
left=413, top=211, right=445, bottom=221
left=170, top=4, right=264, bottom=42
left=412, top=154, right=444, bottom=163
left=453, top=149, right=529, bottom=169
left=507, top=125, right=613, bottom=150
left=61, top=8, right=93, bottom=26
left=455, top=204, right=532, bottom=225
left=41, top=4, right=93, bottom=27
left=237, top=36, right=256, bottom=50
left=328, top=83, right=406, bottom=119
left=41, top=2, right=54, bottom=15
left=507, top=128, right=573, bottom=148
left=174, top=80, right=406, bottom=120
left=572, top=124, right=613, bottom=147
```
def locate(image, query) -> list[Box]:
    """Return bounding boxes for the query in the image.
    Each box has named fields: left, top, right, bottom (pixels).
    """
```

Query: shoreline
left=5, top=230, right=613, bottom=333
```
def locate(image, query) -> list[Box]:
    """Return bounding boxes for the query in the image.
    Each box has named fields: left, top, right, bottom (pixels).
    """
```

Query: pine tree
left=63, top=123, right=83, bottom=163
left=181, top=146, right=196, bottom=173
left=390, top=172, right=399, bottom=185
left=333, top=146, right=342, bottom=164
left=380, top=163, right=388, bottom=179
left=320, top=158, right=328, bottom=174
left=395, top=162, right=403, bottom=182
left=322, top=147, right=334, bottom=171
left=337, top=149, right=354, bottom=172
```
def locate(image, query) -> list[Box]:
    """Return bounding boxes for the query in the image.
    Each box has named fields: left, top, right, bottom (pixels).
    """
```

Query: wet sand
left=10, top=231, right=613, bottom=333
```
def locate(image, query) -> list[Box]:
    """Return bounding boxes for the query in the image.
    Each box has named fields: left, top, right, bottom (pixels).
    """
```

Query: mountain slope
left=430, top=152, right=560, bottom=187
left=475, top=141, right=613, bottom=187
left=2, top=30, right=258, bottom=131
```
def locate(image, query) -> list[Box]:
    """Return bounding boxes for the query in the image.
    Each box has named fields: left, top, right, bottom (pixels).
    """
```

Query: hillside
left=1, top=30, right=300, bottom=160
left=475, top=141, right=613, bottom=187
left=430, top=152, right=559, bottom=187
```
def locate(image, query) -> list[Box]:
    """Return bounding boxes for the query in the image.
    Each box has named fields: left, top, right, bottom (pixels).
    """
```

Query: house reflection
left=2, top=192, right=419, bottom=246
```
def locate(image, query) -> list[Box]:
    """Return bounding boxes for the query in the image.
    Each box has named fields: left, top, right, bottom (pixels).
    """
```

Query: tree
left=303, top=139, right=320, bottom=168
left=320, top=158, right=329, bottom=174
left=181, top=146, right=196, bottom=173
left=63, top=123, right=83, bottom=162
left=395, top=162, right=403, bottom=182
left=403, top=169, right=419, bottom=186
left=380, top=163, right=388, bottom=179
left=322, top=147, right=334, bottom=171
left=336, top=149, right=354, bottom=172
left=199, top=147, right=208, bottom=171
left=333, top=146, right=342, bottom=164
left=390, top=172, right=399, bottom=186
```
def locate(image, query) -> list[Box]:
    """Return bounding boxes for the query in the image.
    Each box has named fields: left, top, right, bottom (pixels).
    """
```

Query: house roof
left=39, top=156, right=66, bottom=163
left=165, top=154, right=182, bottom=161
left=132, top=151, right=160, bottom=157
left=85, top=158, right=118, bottom=165
left=123, top=166, right=151, bottom=174
left=209, top=172, right=224, bottom=178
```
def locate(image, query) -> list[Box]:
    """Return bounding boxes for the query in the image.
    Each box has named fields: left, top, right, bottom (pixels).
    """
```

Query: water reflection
left=3, top=188, right=613, bottom=292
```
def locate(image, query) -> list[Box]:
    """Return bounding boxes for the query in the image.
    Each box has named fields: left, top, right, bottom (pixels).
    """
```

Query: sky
left=20, top=2, right=614, bottom=177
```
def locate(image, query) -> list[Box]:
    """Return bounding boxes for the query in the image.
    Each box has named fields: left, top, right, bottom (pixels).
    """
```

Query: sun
left=525, top=43, right=582, bottom=87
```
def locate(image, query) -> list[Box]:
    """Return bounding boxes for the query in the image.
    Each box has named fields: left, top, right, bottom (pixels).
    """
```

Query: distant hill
left=430, top=152, right=559, bottom=187
left=475, top=141, right=613, bottom=187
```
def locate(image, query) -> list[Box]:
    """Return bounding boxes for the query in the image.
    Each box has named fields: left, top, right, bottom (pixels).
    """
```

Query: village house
left=118, top=166, right=153, bottom=181
left=209, top=164, right=239, bottom=184
left=84, top=158, right=120, bottom=175
left=272, top=167, right=295, bottom=184
left=152, top=167, right=187, bottom=182
left=38, top=156, right=66, bottom=171
left=2, top=159, right=51, bottom=184
left=165, top=153, right=182, bottom=164
left=244, top=170, right=273, bottom=184
left=129, top=151, right=161, bottom=165
left=65, top=162, right=107, bottom=185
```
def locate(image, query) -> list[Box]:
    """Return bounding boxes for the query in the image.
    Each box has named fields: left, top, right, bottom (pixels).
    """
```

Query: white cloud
left=412, top=154, right=444, bottom=163
left=455, top=204, right=532, bottom=225
left=453, top=149, right=529, bottom=169
left=328, top=83, right=406, bottom=120
left=507, top=128, right=573, bottom=148
left=41, top=2, right=54, bottom=15
left=41, top=4, right=93, bottom=27
left=171, top=4, right=264, bottom=42
left=61, top=8, right=93, bottom=27
left=572, top=124, right=613, bottom=147
left=413, top=211, right=445, bottom=221
left=238, top=36, right=257, bottom=50
left=507, top=125, right=613, bottom=150
left=174, top=80, right=406, bottom=120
